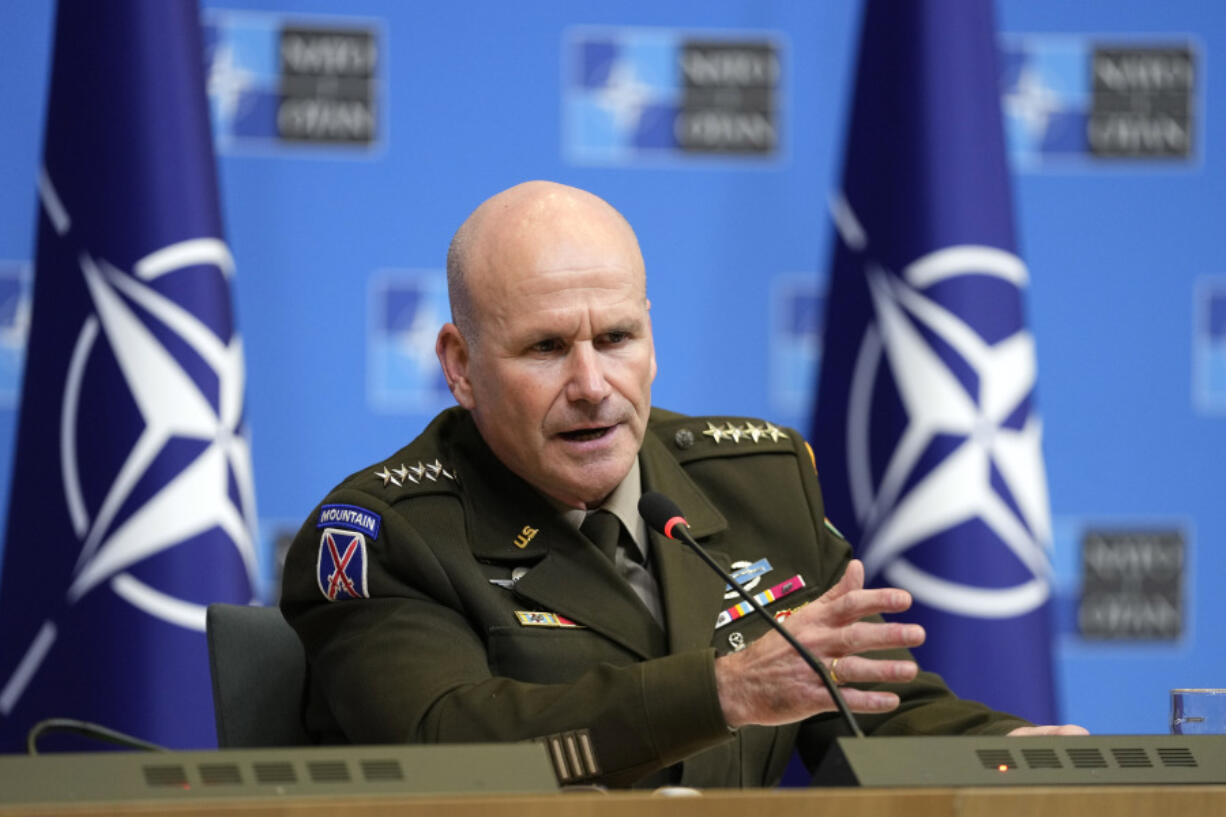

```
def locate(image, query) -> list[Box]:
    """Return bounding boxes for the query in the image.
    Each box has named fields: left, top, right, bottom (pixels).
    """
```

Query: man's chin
left=544, top=457, right=636, bottom=509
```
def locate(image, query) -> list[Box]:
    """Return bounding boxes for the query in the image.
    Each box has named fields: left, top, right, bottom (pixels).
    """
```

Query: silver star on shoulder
left=722, top=422, right=744, bottom=443
left=393, top=463, right=409, bottom=482
left=702, top=422, right=728, bottom=444
left=763, top=422, right=790, bottom=443
left=426, top=458, right=457, bottom=482
left=742, top=421, right=765, bottom=443
left=408, top=462, right=427, bottom=482
left=374, top=466, right=402, bottom=488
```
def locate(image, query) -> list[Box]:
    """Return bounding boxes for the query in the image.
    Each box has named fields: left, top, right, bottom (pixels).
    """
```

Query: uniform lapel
left=449, top=415, right=664, bottom=660
left=638, top=433, right=732, bottom=653
left=512, top=544, right=665, bottom=660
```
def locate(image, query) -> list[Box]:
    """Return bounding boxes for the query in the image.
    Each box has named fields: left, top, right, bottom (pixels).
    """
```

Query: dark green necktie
left=580, top=510, right=626, bottom=564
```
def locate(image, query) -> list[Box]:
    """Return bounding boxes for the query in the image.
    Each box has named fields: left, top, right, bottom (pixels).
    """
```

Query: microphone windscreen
left=638, top=491, right=685, bottom=535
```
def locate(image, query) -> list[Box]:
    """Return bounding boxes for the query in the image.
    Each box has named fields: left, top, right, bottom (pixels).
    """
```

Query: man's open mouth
left=558, top=426, right=614, bottom=442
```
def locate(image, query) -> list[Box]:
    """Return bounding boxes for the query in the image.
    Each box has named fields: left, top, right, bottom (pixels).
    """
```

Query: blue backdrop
left=0, top=0, right=1223, bottom=741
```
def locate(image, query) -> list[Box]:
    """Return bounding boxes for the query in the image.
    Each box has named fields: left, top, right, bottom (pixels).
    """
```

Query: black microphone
left=638, top=491, right=864, bottom=739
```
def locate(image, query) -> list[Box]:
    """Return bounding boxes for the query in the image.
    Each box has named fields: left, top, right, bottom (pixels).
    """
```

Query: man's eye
left=601, top=331, right=629, bottom=345
left=531, top=339, right=562, bottom=354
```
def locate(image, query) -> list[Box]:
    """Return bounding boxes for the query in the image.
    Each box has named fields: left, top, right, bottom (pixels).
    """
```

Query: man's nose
left=564, top=343, right=611, bottom=404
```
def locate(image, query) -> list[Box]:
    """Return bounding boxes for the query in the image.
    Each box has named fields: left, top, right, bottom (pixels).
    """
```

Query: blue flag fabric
left=0, top=0, right=257, bottom=750
left=813, top=0, right=1057, bottom=723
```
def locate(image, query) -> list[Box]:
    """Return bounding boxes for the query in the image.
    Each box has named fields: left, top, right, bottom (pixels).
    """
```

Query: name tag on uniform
left=514, top=611, right=585, bottom=628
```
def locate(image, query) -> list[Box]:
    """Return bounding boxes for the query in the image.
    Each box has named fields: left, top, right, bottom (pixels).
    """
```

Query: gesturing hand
left=714, top=559, right=925, bottom=728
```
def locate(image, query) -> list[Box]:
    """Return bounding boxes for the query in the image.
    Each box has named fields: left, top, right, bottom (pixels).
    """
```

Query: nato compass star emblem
left=834, top=196, right=1052, bottom=620
left=45, top=168, right=259, bottom=631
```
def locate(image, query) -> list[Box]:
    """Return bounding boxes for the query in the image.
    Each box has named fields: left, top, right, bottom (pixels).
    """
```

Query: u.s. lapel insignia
left=513, top=525, right=539, bottom=549
left=515, top=611, right=585, bottom=628
left=316, top=528, right=369, bottom=601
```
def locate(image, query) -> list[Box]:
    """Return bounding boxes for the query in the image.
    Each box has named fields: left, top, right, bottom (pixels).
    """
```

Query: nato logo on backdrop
left=564, top=27, right=782, bottom=164
left=1000, top=37, right=1196, bottom=169
left=368, top=270, right=452, bottom=412
left=204, top=11, right=381, bottom=152
left=0, top=262, right=30, bottom=406
left=1194, top=278, right=1226, bottom=413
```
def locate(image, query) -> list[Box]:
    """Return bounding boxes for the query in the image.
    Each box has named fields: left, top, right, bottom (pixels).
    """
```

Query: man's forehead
left=495, top=287, right=649, bottom=336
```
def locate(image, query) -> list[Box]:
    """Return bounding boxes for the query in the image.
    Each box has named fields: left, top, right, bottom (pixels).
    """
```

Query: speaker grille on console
left=976, top=749, right=1016, bottom=770
left=254, top=761, right=297, bottom=784
left=1158, top=747, right=1197, bottom=767
left=308, top=760, right=350, bottom=783
left=361, top=759, right=404, bottom=781
left=199, top=763, right=242, bottom=785
left=143, top=765, right=188, bottom=787
left=1112, top=747, right=1152, bottom=768
left=1021, top=748, right=1062, bottom=769
left=1066, top=748, right=1108, bottom=768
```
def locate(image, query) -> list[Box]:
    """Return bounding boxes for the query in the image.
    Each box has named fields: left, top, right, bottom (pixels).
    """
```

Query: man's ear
left=436, top=323, right=476, bottom=409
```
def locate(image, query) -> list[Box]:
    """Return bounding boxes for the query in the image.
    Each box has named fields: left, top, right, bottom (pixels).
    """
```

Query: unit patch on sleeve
left=317, top=503, right=382, bottom=539
left=317, top=528, right=370, bottom=601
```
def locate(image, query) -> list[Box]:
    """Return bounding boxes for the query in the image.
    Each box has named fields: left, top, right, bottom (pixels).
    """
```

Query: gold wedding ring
left=829, top=657, right=841, bottom=685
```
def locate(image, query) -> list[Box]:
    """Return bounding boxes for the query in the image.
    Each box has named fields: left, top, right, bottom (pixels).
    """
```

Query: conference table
left=4, top=738, right=1225, bottom=816
left=1, top=785, right=1225, bottom=817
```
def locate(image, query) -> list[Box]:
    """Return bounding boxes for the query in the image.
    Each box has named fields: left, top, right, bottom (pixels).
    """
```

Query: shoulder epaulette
left=647, top=414, right=799, bottom=464
left=340, top=451, right=463, bottom=502
left=335, top=409, right=468, bottom=501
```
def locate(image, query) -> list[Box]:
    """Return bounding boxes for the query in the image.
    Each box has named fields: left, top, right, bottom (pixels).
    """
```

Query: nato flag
left=813, top=0, right=1057, bottom=723
left=0, top=0, right=257, bottom=750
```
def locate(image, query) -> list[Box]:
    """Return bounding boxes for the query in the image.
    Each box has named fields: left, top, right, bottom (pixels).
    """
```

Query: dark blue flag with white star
left=813, top=0, right=1057, bottom=723
left=0, top=0, right=257, bottom=750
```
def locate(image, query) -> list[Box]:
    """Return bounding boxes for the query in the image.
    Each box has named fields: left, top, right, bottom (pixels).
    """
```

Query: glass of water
left=1171, top=689, right=1226, bottom=734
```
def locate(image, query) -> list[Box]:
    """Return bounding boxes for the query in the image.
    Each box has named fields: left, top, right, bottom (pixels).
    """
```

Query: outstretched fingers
left=820, top=559, right=865, bottom=604
left=830, top=619, right=925, bottom=655
left=828, top=653, right=919, bottom=686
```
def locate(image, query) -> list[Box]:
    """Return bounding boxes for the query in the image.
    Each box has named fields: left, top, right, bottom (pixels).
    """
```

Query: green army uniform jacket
left=281, top=407, right=1027, bottom=788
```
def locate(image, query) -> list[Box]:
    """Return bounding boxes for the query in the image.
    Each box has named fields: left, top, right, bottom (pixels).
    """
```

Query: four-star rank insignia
left=317, top=528, right=369, bottom=601
left=374, top=458, right=456, bottom=488
left=698, top=420, right=790, bottom=446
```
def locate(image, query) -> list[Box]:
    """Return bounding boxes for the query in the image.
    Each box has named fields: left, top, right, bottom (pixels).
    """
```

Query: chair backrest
left=205, top=603, right=311, bottom=747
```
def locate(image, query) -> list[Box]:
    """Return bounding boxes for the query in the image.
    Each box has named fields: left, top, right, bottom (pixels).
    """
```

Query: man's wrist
left=713, top=649, right=750, bottom=729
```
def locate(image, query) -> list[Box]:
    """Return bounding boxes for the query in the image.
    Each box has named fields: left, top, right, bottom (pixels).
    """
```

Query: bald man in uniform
left=281, top=181, right=1084, bottom=788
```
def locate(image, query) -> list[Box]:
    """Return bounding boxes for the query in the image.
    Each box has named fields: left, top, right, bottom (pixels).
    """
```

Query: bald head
left=446, top=181, right=644, bottom=341
left=435, top=181, right=656, bottom=507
